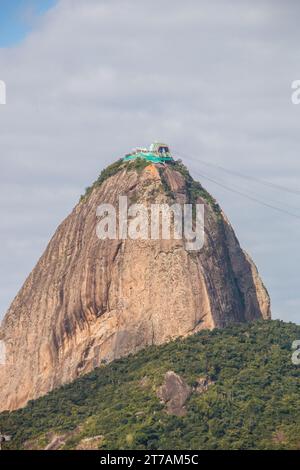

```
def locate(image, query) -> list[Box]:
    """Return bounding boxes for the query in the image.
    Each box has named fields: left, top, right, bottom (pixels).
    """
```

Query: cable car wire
left=191, top=169, right=300, bottom=220
left=174, top=148, right=300, bottom=196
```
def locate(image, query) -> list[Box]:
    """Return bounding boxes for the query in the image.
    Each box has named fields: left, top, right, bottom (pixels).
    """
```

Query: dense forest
left=1, top=320, right=300, bottom=450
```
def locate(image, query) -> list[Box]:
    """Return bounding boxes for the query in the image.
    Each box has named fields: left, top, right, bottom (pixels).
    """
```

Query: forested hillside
left=1, top=320, right=299, bottom=450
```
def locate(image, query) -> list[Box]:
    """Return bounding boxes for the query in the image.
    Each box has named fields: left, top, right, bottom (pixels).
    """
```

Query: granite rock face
left=0, top=161, right=270, bottom=411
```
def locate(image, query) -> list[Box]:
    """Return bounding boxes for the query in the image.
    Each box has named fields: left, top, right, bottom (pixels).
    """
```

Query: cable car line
left=174, top=148, right=300, bottom=196
left=191, top=170, right=300, bottom=220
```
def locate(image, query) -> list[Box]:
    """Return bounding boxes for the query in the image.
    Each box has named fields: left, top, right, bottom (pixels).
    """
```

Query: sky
left=0, top=0, right=300, bottom=324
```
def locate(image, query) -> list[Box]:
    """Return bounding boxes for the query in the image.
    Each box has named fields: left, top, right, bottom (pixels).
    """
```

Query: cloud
left=0, top=0, right=300, bottom=323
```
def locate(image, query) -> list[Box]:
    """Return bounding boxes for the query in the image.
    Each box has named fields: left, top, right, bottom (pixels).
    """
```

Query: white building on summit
left=123, top=142, right=173, bottom=163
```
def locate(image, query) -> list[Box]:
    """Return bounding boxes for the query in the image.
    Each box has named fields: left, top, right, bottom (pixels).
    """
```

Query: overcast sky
left=0, top=0, right=300, bottom=324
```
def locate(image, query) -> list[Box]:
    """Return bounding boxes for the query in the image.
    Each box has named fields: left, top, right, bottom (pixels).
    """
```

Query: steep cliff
left=0, top=159, right=270, bottom=411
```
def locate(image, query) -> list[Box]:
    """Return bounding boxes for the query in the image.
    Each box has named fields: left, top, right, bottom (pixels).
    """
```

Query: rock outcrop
left=157, top=371, right=192, bottom=416
left=193, top=377, right=214, bottom=394
left=0, top=160, right=270, bottom=411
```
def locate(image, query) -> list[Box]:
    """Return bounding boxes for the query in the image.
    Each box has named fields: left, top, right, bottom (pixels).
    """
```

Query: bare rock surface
left=193, top=377, right=215, bottom=394
left=76, top=435, right=104, bottom=450
left=0, top=162, right=270, bottom=411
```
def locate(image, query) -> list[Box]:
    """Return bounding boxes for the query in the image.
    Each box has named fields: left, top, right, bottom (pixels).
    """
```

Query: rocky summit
left=0, top=158, right=270, bottom=411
